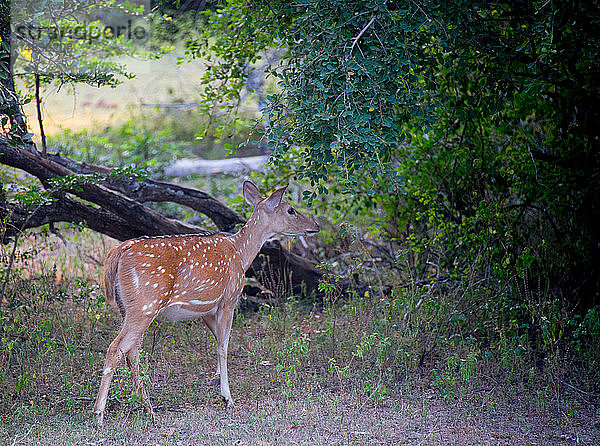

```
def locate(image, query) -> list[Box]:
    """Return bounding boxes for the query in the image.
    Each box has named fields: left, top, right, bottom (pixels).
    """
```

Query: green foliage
left=572, top=306, right=600, bottom=383
left=195, top=0, right=600, bottom=307
left=274, top=330, right=311, bottom=390
left=2, top=182, right=55, bottom=209
left=11, top=0, right=162, bottom=91
left=267, top=0, right=440, bottom=192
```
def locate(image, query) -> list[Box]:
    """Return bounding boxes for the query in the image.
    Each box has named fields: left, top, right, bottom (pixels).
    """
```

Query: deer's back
left=112, top=234, right=245, bottom=321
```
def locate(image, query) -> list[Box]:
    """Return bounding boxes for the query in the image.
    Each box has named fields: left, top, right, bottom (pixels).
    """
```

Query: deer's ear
left=264, top=185, right=288, bottom=212
left=243, top=181, right=263, bottom=206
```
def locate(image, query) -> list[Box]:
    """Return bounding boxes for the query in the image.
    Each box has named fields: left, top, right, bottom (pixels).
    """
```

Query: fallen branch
left=164, top=155, right=268, bottom=177
left=47, top=153, right=245, bottom=232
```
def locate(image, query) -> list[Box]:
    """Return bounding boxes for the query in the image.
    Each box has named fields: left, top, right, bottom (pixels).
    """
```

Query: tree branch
left=348, top=16, right=376, bottom=56
left=0, top=144, right=203, bottom=237
left=34, top=73, right=47, bottom=154
left=46, top=153, right=245, bottom=232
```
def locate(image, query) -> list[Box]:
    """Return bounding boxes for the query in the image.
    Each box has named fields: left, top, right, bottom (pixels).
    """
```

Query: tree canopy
left=191, top=0, right=599, bottom=307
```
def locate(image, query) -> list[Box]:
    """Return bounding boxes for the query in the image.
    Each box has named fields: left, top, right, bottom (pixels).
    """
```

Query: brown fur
left=103, top=246, right=125, bottom=318
left=92, top=181, right=319, bottom=426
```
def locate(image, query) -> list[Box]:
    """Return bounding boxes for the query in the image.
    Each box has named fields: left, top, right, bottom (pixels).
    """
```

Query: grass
left=0, top=231, right=599, bottom=445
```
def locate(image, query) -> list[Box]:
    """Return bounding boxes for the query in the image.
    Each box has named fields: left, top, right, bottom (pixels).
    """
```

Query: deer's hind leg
left=93, top=318, right=151, bottom=425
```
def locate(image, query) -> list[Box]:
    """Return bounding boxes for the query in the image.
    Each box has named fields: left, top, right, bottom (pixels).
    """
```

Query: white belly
left=158, top=304, right=212, bottom=322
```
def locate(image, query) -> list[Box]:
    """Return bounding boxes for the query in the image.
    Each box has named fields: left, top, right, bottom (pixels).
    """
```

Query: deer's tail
left=103, top=245, right=126, bottom=318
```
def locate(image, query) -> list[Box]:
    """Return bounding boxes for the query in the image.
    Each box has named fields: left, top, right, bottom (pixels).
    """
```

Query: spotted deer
left=93, top=181, right=319, bottom=425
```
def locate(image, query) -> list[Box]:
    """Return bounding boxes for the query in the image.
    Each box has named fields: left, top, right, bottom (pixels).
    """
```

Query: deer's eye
left=287, top=207, right=296, bottom=215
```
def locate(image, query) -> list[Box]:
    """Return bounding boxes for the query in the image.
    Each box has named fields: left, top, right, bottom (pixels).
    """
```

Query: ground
left=1, top=232, right=598, bottom=445
left=8, top=395, right=597, bottom=445
left=2, top=308, right=598, bottom=446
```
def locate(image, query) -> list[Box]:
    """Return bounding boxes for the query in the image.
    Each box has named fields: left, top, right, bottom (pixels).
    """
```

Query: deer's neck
left=229, top=213, right=271, bottom=272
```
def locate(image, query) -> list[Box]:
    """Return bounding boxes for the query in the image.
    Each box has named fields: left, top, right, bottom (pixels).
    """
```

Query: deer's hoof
left=222, top=396, right=234, bottom=409
left=210, top=374, right=220, bottom=387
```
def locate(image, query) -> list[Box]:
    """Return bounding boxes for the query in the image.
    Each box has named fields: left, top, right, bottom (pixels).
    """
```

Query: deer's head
left=243, top=181, right=320, bottom=237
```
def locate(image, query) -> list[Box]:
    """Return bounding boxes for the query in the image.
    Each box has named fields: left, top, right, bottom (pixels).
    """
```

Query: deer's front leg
left=216, top=306, right=235, bottom=408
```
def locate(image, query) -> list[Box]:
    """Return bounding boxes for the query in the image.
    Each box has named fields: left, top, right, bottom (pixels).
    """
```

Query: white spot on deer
left=131, top=267, right=140, bottom=291
left=153, top=283, right=158, bottom=288
left=103, top=367, right=112, bottom=375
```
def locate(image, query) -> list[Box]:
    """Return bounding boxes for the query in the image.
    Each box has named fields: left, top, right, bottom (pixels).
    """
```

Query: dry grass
left=6, top=391, right=597, bottom=446
left=19, top=54, right=208, bottom=138
left=19, top=53, right=263, bottom=144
